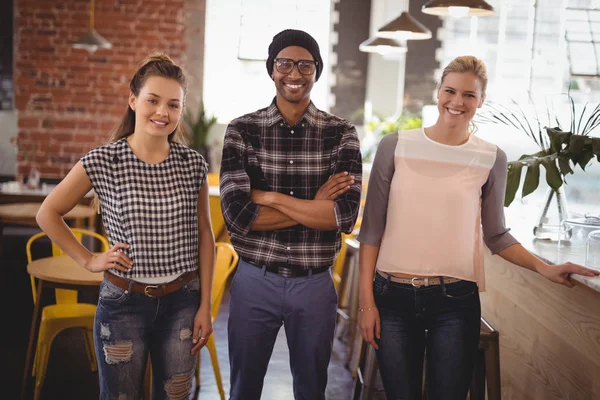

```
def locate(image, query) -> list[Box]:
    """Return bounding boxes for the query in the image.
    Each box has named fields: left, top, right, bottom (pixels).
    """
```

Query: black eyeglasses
left=274, top=58, right=318, bottom=75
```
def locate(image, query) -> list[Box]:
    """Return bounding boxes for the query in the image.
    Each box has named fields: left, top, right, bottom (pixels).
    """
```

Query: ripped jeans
left=94, top=276, right=200, bottom=400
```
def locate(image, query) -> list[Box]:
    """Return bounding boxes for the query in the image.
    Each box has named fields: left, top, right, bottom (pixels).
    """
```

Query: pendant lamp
left=359, top=37, right=407, bottom=54
left=72, top=0, right=112, bottom=53
left=422, top=0, right=495, bottom=17
left=377, top=11, right=432, bottom=40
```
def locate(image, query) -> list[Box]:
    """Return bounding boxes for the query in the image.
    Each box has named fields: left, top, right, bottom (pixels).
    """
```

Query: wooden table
left=480, top=202, right=600, bottom=399
left=27, top=254, right=103, bottom=286
left=0, top=202, right=96, bottom=225
left=0, top=182, right=93, bottom=205
left=21, top=255, right=103, bottom=400
left=0, top=203, right=97, bottom=255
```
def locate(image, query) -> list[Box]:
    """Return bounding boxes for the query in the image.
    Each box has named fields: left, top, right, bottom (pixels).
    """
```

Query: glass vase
left=533, top=186, right=569, bottom=240
left=27, top=167, right=41, bottom=189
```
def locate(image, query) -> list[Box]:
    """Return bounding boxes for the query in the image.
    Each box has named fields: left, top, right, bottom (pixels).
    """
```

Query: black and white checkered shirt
left=81, top=138, right=208, bottom=278
left=220, top=100, right=362, bottom=270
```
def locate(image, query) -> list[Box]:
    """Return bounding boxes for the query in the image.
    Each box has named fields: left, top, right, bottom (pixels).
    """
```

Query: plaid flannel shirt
left=220, top=100, right=362, bottom=270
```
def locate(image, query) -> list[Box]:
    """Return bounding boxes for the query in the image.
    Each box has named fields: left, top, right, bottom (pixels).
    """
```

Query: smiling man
left=219, top=29, right=362, bottom=400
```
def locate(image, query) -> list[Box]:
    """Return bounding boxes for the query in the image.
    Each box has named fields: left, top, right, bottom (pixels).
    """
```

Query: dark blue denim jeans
left=94, top=276, right=200, bottom=400
left=373, top=272, right=481, bottom=400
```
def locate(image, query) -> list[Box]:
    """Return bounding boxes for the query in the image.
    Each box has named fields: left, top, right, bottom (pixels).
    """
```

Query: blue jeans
left=228, top=259, right=338, bottom=400
left=94, top=276, right=200, bottom=400
left=373, top=272, right=481, bottom=400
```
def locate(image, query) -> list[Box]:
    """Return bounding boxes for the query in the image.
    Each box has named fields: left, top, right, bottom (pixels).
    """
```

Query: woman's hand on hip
left=191, top=305, right=212, bottom=355
left=84, top=243, right=132, bottom=272
left=358, top=306, right=381, bottom=350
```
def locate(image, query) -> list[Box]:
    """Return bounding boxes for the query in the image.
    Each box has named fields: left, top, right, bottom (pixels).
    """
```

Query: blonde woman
left=357, top=55, right=599, bottom=399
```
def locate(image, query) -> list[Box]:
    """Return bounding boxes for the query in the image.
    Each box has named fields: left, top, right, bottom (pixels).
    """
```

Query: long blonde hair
left=109, top=52, right=189, bottom=144
left=439, top=55, right=488, bottom=133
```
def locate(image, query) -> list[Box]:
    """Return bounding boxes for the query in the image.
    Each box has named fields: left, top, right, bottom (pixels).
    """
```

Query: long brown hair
left=438, top=55, right=488, bottom=134
left=92, top=54, right=188, bottom=213
left=109, top=52, right=189, bottom=144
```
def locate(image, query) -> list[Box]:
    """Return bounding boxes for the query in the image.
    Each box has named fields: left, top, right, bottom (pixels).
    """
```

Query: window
left=565, top=6, right=600, bottom=77
left=237, top=0, right=324, bottom=60
left=0, top=0, right=13, bottom=110
left=437, top=0, right=566, bottom=102
left=204, top=0, right=331, bottom=122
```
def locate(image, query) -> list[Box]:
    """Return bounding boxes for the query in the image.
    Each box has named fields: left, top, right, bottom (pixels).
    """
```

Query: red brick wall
left=15, top=0, right=186, bottom=178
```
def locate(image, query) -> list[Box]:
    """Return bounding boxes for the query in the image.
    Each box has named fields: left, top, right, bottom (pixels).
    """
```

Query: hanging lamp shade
left=376, top=12, right=432, bottom=40
left=72, top=0, right=112, bottom=53
left=359, top=37, right=407, bottom=55
left=422, top=0, right=495, bottom=17
left=73, top=30, right=112, bottom=53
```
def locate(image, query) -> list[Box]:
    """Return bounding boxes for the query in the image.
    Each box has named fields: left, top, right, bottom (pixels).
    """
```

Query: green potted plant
left=362, top=111, right=423, bottom=162
left=183, top=101, right=217, bottom=160
left=478, top=95, right=600, bottom=238
left=367, top=111, right=423, bottom=135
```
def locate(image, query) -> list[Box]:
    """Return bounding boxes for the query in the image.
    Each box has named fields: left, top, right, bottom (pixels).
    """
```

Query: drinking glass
left=585, top=230, right=600, bottom=271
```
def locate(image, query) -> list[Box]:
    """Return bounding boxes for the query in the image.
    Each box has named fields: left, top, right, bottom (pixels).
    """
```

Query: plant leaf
left=568, top=135, right=586, bottom=164
left=577, top=151, right=595, bottom=171
left=593, top=137, right=600, bottom=162
left=540, top=158, right=563, bottom=191
left=522, top=158, right=541, bottom=198
left=505, top=161, right=523, bottom=207
left=569, top=95, right=575, bottom=134
left=557, top=155, right=574, bottom=176
left=576, top=103, right=587, bottom=135
left=511, top=99, right=543, bottom=149
left=581, top=103, right=600, bottom=135
left=546, top=128, right=571, bottom=153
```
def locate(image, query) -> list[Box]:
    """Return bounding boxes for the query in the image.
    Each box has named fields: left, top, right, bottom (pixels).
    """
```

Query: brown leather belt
left=376, top=270, right=461, bottom=288
left=104, top=270, right=198, bottom=298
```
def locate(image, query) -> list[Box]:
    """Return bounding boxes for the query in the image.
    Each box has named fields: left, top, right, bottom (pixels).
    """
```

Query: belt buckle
left=411, top=277, right=422, bottom=288
left=144, top=285, right=159, bottom=298
left=278, top=267, right=294, bottom=278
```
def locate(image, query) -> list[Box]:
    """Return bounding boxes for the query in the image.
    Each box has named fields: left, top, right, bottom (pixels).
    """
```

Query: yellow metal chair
left=207, top=172, right=220, bottom=187
left=195, top=242, right=239, bottom=399
left=26, top=229, right=109, bottom=400
left=207, top=172, right=228, bottom=242
left=332, top=233, right=349, bottom=292
left=209, top=196, right=226, bottom=241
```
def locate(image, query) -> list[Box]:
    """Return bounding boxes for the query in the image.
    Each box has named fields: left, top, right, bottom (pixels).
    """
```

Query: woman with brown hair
left=36, top=53, right=215, bottom=399
left=357, top=55, right=598, bottom=399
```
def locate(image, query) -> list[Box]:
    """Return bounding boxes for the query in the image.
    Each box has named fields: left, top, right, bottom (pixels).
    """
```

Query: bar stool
left=334, top=238, right=361, bottom=372
left=353, top=317, right=501, bottom=400
left=470, top=317, right=501, bottom=400
left=352, top=338, right=384, bottom=400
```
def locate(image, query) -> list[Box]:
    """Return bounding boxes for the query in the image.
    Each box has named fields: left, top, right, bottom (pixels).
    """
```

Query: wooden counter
left=481, top=203, right=600, bottom=399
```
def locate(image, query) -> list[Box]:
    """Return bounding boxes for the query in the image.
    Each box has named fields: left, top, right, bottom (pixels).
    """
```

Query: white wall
left=203, top=0, right=332, bottom=123
left=0, top=110, right=17, bottom=177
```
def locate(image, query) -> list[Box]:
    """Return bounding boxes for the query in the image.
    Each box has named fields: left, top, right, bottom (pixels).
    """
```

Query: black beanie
left=266, top=29, right=324, bottom=81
